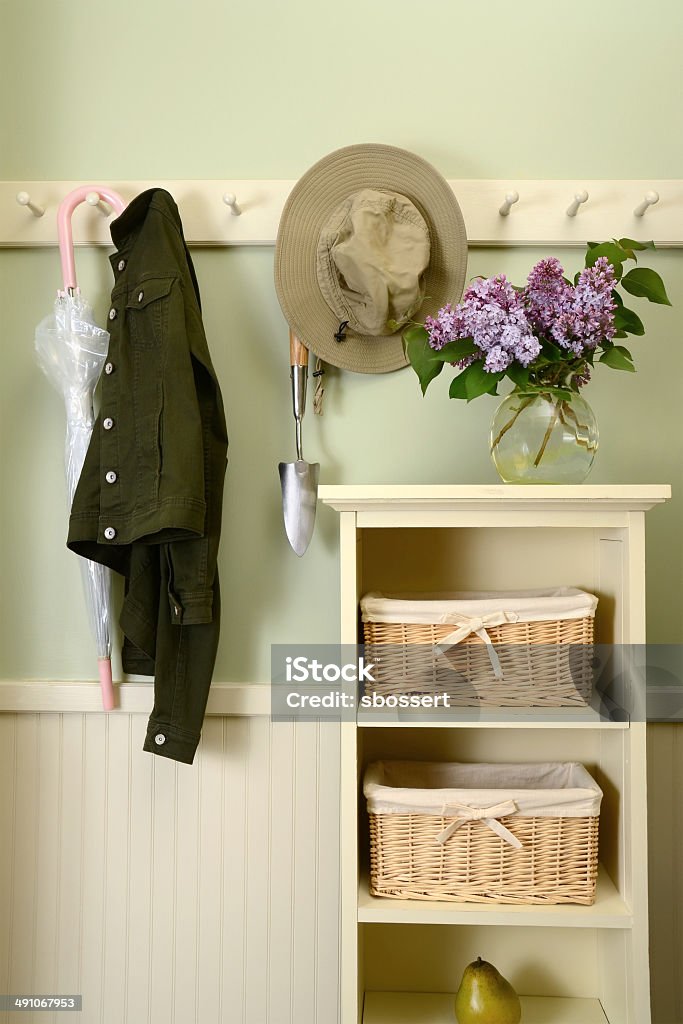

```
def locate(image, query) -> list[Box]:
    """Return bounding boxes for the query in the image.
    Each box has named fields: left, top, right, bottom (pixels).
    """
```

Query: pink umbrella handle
left=57, top=186, right=127, bottom=292
left=98, top=657, right=115, bottom=711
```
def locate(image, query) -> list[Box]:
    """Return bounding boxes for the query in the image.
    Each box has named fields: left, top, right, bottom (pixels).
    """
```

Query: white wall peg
left=85, top=191, right=113, bottom=216
left=223, top=192, right=242, bottom=216
left=16, top=191, right=45, bottom=217
left=566, top=190, right=589, bottom=217
left=498, top=191, right=519, bottom=217
left=634, top=190, right=659, bottom=217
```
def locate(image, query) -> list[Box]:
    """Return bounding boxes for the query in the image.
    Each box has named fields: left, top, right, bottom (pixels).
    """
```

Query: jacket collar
left=110, top=188, right=183, bottom=250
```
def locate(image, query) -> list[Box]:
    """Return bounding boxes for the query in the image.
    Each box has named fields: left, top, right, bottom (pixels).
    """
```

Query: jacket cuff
left=143, top=719, right=201, bottom=764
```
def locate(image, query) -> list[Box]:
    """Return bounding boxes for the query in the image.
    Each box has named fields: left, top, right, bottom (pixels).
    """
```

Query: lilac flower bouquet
left=404, top=239, right=670, bottom=480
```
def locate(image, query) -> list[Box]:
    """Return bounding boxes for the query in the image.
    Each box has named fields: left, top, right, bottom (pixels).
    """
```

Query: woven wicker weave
left=368, top=811, right=599, bottom=904
left=363, top=616, right=594, bottom=707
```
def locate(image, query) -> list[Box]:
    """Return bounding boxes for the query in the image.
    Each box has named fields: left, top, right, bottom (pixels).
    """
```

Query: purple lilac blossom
left=424, top=256, right=616, bottom=375
left=425, top=274, right=541, bottom=371
left=550, top=257, right=617, bottom=353
left=424, top=303, right=461, bottom=350
left=484, top=345, right=512, bottom=372
left=571, top=368, right=592, bottom=388
left=525, top=257, right=572, bottom=333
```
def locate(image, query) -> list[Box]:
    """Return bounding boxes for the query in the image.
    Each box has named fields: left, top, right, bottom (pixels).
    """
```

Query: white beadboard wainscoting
left=0, top=709, right=340, bottom=1024
left=0, top=707, right=681, bottom=1024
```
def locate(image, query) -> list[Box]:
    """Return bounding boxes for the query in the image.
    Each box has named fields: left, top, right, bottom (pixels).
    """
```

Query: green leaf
left=599, top=346, right=636, bottom=371
left=463, top=360, right=503, bottom=402
left=584, top=241, right=629, bottom=271
left=614, top=305, right=645, bottom=335
left=506, top=363, right=530, bottom=388
left=448, top=369, right=470, bottom=400
left=538, top=339, right=563, bottom=363
left=586, top=241, right=599, bottom=250
left=431, top=338, right=479, bottom=363
left=449, top=361, right=501, bottom=401
left=404, top=325, right=443, bottom=395
left=621, top=267, right=672, bottom=305
left=612, top=289, right=623, bottom=307
left=618, top=238, right=656, bottom=251
left=517, top=385, right=573, bottom=400
left=404, top=324, right=427, bottom=346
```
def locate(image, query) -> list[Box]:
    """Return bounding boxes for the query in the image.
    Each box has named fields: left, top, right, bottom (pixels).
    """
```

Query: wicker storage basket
left=364, top=760, right=602, bottom=905
left=361, top=588, right=598, bottom=707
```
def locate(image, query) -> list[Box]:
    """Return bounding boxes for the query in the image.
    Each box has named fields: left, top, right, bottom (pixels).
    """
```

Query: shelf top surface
left=357, top=864, right=631, bottom=929
left=363, top=992, right=608, bottom=1024
left=319, top=484, right=670, bottom=513
left=356, top=695, right=630, bottom=729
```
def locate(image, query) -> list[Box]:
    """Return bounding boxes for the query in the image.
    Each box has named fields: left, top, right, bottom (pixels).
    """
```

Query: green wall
left=1, top=0, right=682, bottom=683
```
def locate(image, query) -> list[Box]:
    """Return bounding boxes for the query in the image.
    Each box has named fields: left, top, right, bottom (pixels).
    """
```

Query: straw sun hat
left=274, top=143, right=468, bottom=374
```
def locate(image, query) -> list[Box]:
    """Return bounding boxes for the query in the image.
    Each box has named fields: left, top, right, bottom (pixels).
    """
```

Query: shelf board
left=358, top=865, right=631, bottom=929
left=319, top=483, right=671, bottom=514
left=363, top=991, right=609, bottom=1023
left=357, top=700, right=630, bottom=729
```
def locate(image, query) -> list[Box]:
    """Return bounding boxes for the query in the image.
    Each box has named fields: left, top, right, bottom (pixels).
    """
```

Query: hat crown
left=317, top=189, right=430, bottom=337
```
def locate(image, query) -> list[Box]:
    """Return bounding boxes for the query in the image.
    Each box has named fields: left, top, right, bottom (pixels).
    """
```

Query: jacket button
left=108, top=308, right=117, bottom=321
left=154, top=733, right=166, bottom=746
left=104, top=527, right=116, bottom=540
left=138, top=290, right=144, bottom=303
left=104, top=362, right=114, bottom=375
left=117, top=259, right=126, bottom=271
left=105, top=470, right=117, bottom=484
left=103, top=417, right=114, bottom=430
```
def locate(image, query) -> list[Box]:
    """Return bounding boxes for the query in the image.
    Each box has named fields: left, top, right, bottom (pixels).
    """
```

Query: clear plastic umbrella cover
left=35, top=290, right=114, bottom=702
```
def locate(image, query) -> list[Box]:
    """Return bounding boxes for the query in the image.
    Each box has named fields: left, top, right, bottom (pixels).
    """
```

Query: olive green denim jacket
left=68, top=189, right=228, bottom=764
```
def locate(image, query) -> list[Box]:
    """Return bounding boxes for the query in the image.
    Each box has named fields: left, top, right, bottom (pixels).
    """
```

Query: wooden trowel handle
left=290, top=329, right=309, bottom=368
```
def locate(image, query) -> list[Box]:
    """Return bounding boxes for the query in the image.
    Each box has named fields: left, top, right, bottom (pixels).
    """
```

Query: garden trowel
left=278, top=330, right=320, bottom=556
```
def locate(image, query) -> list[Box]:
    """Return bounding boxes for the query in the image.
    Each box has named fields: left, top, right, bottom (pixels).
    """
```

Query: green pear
left=454, top=957, right=522, bottom=1024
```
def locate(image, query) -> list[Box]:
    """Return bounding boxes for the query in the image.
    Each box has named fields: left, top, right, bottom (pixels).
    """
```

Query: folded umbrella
left=35, top=291, right=115, bottom=706
left=34, top=185, right=126, bottom=710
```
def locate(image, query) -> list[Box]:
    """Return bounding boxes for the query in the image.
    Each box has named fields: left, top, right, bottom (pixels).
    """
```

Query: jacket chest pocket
left=126, top=276, right=175, bottom=347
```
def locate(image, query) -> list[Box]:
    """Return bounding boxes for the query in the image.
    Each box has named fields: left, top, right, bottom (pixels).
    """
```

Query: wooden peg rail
left=3, top=179, right=683, bottom=248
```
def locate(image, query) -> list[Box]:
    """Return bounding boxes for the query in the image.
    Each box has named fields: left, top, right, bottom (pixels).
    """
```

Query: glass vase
left=490, top=390, right=598, bottom=484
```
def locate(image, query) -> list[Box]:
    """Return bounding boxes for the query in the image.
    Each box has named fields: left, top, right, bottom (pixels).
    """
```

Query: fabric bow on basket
left=435, top=610, right=520, bottom=679
left=436, top=799, right=523, bottom=849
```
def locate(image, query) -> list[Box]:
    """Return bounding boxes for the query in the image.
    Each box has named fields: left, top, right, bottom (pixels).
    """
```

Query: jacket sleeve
left=166, top=300, right=228, bottom=627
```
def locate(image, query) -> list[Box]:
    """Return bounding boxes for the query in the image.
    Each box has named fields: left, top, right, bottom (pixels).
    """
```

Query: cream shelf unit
left=319, top=484, right=670, bottom=1024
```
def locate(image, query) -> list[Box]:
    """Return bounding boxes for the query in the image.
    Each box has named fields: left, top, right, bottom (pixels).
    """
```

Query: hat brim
left=274, top=143, right=468, bottom=374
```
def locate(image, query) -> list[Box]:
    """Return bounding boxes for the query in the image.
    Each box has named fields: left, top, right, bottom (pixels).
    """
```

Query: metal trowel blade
left=278, top=459, right=320, bottom=556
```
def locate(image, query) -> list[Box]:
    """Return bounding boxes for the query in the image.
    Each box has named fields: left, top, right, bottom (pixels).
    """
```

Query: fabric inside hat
left=316, top=189, right=430, bottom=337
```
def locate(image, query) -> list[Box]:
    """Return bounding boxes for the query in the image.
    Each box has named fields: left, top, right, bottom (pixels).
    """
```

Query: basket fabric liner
left=360, top=587, right=598, bottom=628
left=363, top=760, right=603, bottom=819
left=361, top=588, right=598, bottom=680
